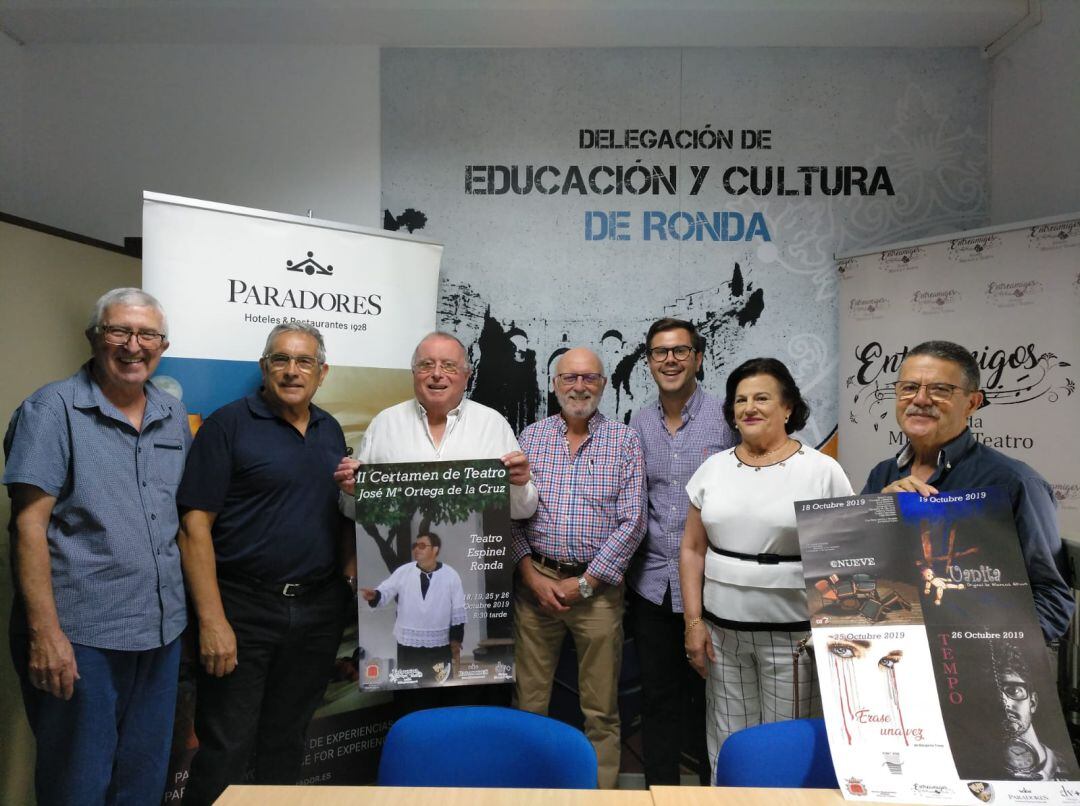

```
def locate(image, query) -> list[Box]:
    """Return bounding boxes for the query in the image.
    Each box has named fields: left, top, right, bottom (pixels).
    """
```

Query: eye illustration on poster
left=816, top=626, right=952, bottom=762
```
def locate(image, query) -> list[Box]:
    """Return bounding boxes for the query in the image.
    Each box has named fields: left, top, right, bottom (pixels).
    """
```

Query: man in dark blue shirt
left=862, top=340, right=1072, bottom=641
left=177, top=323, right=354, bottom=805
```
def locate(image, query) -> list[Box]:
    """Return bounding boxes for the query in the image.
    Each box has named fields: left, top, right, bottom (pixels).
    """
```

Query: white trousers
left=704, top=624, right=820, bottom=780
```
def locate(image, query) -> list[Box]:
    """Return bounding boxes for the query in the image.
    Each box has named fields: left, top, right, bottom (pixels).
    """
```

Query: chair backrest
left=714, top=717, right=838, bottom=788
left=377, top=705, right=598, bottom=789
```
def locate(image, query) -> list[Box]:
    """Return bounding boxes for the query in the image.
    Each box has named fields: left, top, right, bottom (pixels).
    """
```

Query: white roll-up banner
left=142, top=191, right=443, bottom=788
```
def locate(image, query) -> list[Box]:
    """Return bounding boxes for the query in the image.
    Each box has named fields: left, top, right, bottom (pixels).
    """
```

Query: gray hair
left=411, top=331, right=472, bottom=373
left=262, top=322, right=327, bottom=364
left=905, top=340, right=980, bottom=391
left=86, top=287, right=168, bottom=336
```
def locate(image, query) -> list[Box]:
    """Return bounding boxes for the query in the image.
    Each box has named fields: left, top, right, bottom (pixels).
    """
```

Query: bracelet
left=345, top=576, right=358, bottom=593
left=684, top=616, right=703, bottom=634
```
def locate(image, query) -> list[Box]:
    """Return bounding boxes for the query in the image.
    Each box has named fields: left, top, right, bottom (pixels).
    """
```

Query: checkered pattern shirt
left=511, top=411, right=646, bottom=585
left=627, top=386, right=735, bottom=611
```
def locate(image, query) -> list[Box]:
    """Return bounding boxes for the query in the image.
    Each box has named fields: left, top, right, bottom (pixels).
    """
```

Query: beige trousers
left=513, top=561, right=625, bottom=789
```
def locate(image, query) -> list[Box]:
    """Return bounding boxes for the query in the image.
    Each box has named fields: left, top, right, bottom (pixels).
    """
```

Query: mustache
left=904, top=404, right=940, bottom=419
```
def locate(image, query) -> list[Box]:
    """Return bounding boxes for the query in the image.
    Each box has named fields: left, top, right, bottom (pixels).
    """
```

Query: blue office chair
left=714, top=718, right=838, bottom=788
left=377, top=705, right=598, bottom=788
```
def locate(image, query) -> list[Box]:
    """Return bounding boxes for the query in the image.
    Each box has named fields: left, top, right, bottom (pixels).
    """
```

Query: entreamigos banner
left=142, top=192, right=443, bottom=797
left=837, top=213, right=1080, bottom=541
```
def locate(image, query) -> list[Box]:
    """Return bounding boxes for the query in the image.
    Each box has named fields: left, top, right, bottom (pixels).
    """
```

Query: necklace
left=735, top=438, right=800, bottom=470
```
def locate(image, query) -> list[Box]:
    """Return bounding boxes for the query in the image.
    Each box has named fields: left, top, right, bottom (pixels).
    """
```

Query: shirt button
left=151, top=514, right=157, bottom=520
left=142, top=481, right=147, bottom=487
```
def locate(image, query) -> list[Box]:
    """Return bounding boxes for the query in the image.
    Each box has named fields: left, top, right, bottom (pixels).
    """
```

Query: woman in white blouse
left=679, top=357, right=853, bottom=776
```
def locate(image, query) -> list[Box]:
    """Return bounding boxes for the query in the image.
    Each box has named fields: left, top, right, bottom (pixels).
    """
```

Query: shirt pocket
left=151, top=437, right=186, bottom=485
left=580, top=460, right=621, bottom=509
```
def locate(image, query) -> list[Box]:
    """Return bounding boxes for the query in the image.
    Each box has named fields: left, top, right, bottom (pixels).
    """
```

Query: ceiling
left=0, top=0, right=1037, bottom=49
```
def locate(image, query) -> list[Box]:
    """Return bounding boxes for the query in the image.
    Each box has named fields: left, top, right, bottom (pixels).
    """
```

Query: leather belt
left=219, top=570, right=337, bottom=597
left=530, top=551, right=588, bottom=578
left=708, top=544, right=801, bottom=565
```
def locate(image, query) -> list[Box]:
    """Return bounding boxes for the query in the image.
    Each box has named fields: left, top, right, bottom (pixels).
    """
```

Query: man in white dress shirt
left=336, top=331, right=537, bottom=519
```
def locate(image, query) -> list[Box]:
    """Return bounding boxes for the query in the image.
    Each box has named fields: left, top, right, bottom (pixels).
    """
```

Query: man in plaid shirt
left=510, top=347, right=646, bottom=789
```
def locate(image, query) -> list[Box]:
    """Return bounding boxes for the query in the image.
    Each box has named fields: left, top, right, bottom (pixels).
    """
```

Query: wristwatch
left=577, top=576, right=595, bottom=599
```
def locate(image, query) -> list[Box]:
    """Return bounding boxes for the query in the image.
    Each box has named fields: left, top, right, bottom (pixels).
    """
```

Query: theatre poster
left=352, top=459, right=514, bottom=691
left=796, top=488, right=1080, bottom=804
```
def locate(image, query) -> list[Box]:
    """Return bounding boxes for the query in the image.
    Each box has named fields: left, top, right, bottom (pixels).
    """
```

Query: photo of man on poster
left=993, top=641, right=1076, bottom=781
left=361, top=531, right=467, bottom=683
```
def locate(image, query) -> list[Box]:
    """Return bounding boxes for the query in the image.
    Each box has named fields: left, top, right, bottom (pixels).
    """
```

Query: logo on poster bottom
left=846, top=778, right=868, bottom=796
left=967, top=781, right=994, bottom=803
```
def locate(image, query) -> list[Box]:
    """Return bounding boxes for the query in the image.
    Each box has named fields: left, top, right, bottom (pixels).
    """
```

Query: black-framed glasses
left=263, top=353, right=320, bottom=373
left=555, top=372, right=604, bottom=386
left=892, top=381, right=970, bottom=402
left=413, top=359, right=462, bottom=376
left=1000, top=681, right=1031, bottom=702
left=647, top=345, right=694, bottom=362
left=97, top=324, right=166, bottom=348
left=412, top=541, right=434, bottom=551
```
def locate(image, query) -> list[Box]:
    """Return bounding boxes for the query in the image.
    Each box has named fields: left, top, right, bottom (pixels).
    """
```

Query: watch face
left=1005, top=739, right=1038, bottom=775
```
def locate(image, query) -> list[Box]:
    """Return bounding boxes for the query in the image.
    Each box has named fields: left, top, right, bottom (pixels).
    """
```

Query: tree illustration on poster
left=354, top=459, right=508, bottom=574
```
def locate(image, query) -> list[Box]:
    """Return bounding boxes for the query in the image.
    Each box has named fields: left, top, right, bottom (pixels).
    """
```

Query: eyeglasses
left=647, top=345, right=695, bottom=362
left=1000, top=681, right=1030, bottom=702
left=263, top=353, right=320, bottom=373
left=413, top=359, right=462, bottom=376
left=412, top=542, right=433, bottom=551
left=892, top=381, right=970, bottom=402
left=97, top=324, right=166, bottom=348
left=555, top=372, right=604, bottom=386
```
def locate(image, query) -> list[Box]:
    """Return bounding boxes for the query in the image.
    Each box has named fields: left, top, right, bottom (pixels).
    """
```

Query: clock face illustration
left=1005, top=739, right=1038, bottom=775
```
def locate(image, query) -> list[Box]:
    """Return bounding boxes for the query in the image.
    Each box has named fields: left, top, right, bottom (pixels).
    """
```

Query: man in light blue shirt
left=4, top=288, right=189, bottom=806
left=627, top=317, right=735, bottom=785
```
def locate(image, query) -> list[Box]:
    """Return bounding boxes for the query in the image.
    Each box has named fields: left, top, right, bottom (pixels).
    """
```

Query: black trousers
left=628, top=588, right=710, bottom=786
left=184, top=577, right=349, bottom=806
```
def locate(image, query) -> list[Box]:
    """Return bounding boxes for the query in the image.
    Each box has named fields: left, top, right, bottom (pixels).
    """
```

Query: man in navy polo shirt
left=178, top=323, right=354, bottom=805
left=863, top=340, right=1072, bottom=642
left=4, top=287, right=188, bottom=806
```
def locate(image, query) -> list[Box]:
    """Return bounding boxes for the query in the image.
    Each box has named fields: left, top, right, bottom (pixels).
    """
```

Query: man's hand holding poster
left=796, top=487, right=1079, bottom=803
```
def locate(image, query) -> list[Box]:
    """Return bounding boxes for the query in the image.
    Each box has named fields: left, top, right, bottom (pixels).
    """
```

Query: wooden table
left=651, top=785, right=893, bottom=806
left=216, top=785, right=655, bottom=805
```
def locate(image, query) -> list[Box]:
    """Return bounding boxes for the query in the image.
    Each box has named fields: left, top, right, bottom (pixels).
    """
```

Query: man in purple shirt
left=628, top=317, right=735, bottom=786
left=511, top=347, right=646, bottom=789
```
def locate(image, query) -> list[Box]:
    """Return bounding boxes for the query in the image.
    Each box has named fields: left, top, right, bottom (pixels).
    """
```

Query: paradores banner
left=142, top=192, right=443, bottom=794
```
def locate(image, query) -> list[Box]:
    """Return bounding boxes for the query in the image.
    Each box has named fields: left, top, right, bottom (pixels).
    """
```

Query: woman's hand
left=684, top=618, right=715, bottom=679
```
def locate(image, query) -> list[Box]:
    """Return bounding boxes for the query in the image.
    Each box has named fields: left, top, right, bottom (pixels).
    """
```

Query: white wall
left=0, top=35, right=25, bottom=215
left=11, top=44, right=381, bottom=243
left=990, top=0, right=1080, bottom=224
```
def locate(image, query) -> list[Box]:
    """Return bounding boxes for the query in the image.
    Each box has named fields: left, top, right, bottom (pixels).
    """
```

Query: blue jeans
left=12, top=636, right=181, bottom=806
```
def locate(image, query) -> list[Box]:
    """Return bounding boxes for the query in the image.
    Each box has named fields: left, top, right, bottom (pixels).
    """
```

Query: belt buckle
left=281, top=583, right=301, bottom=597
left=756, top=553, right=780, bottom=565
